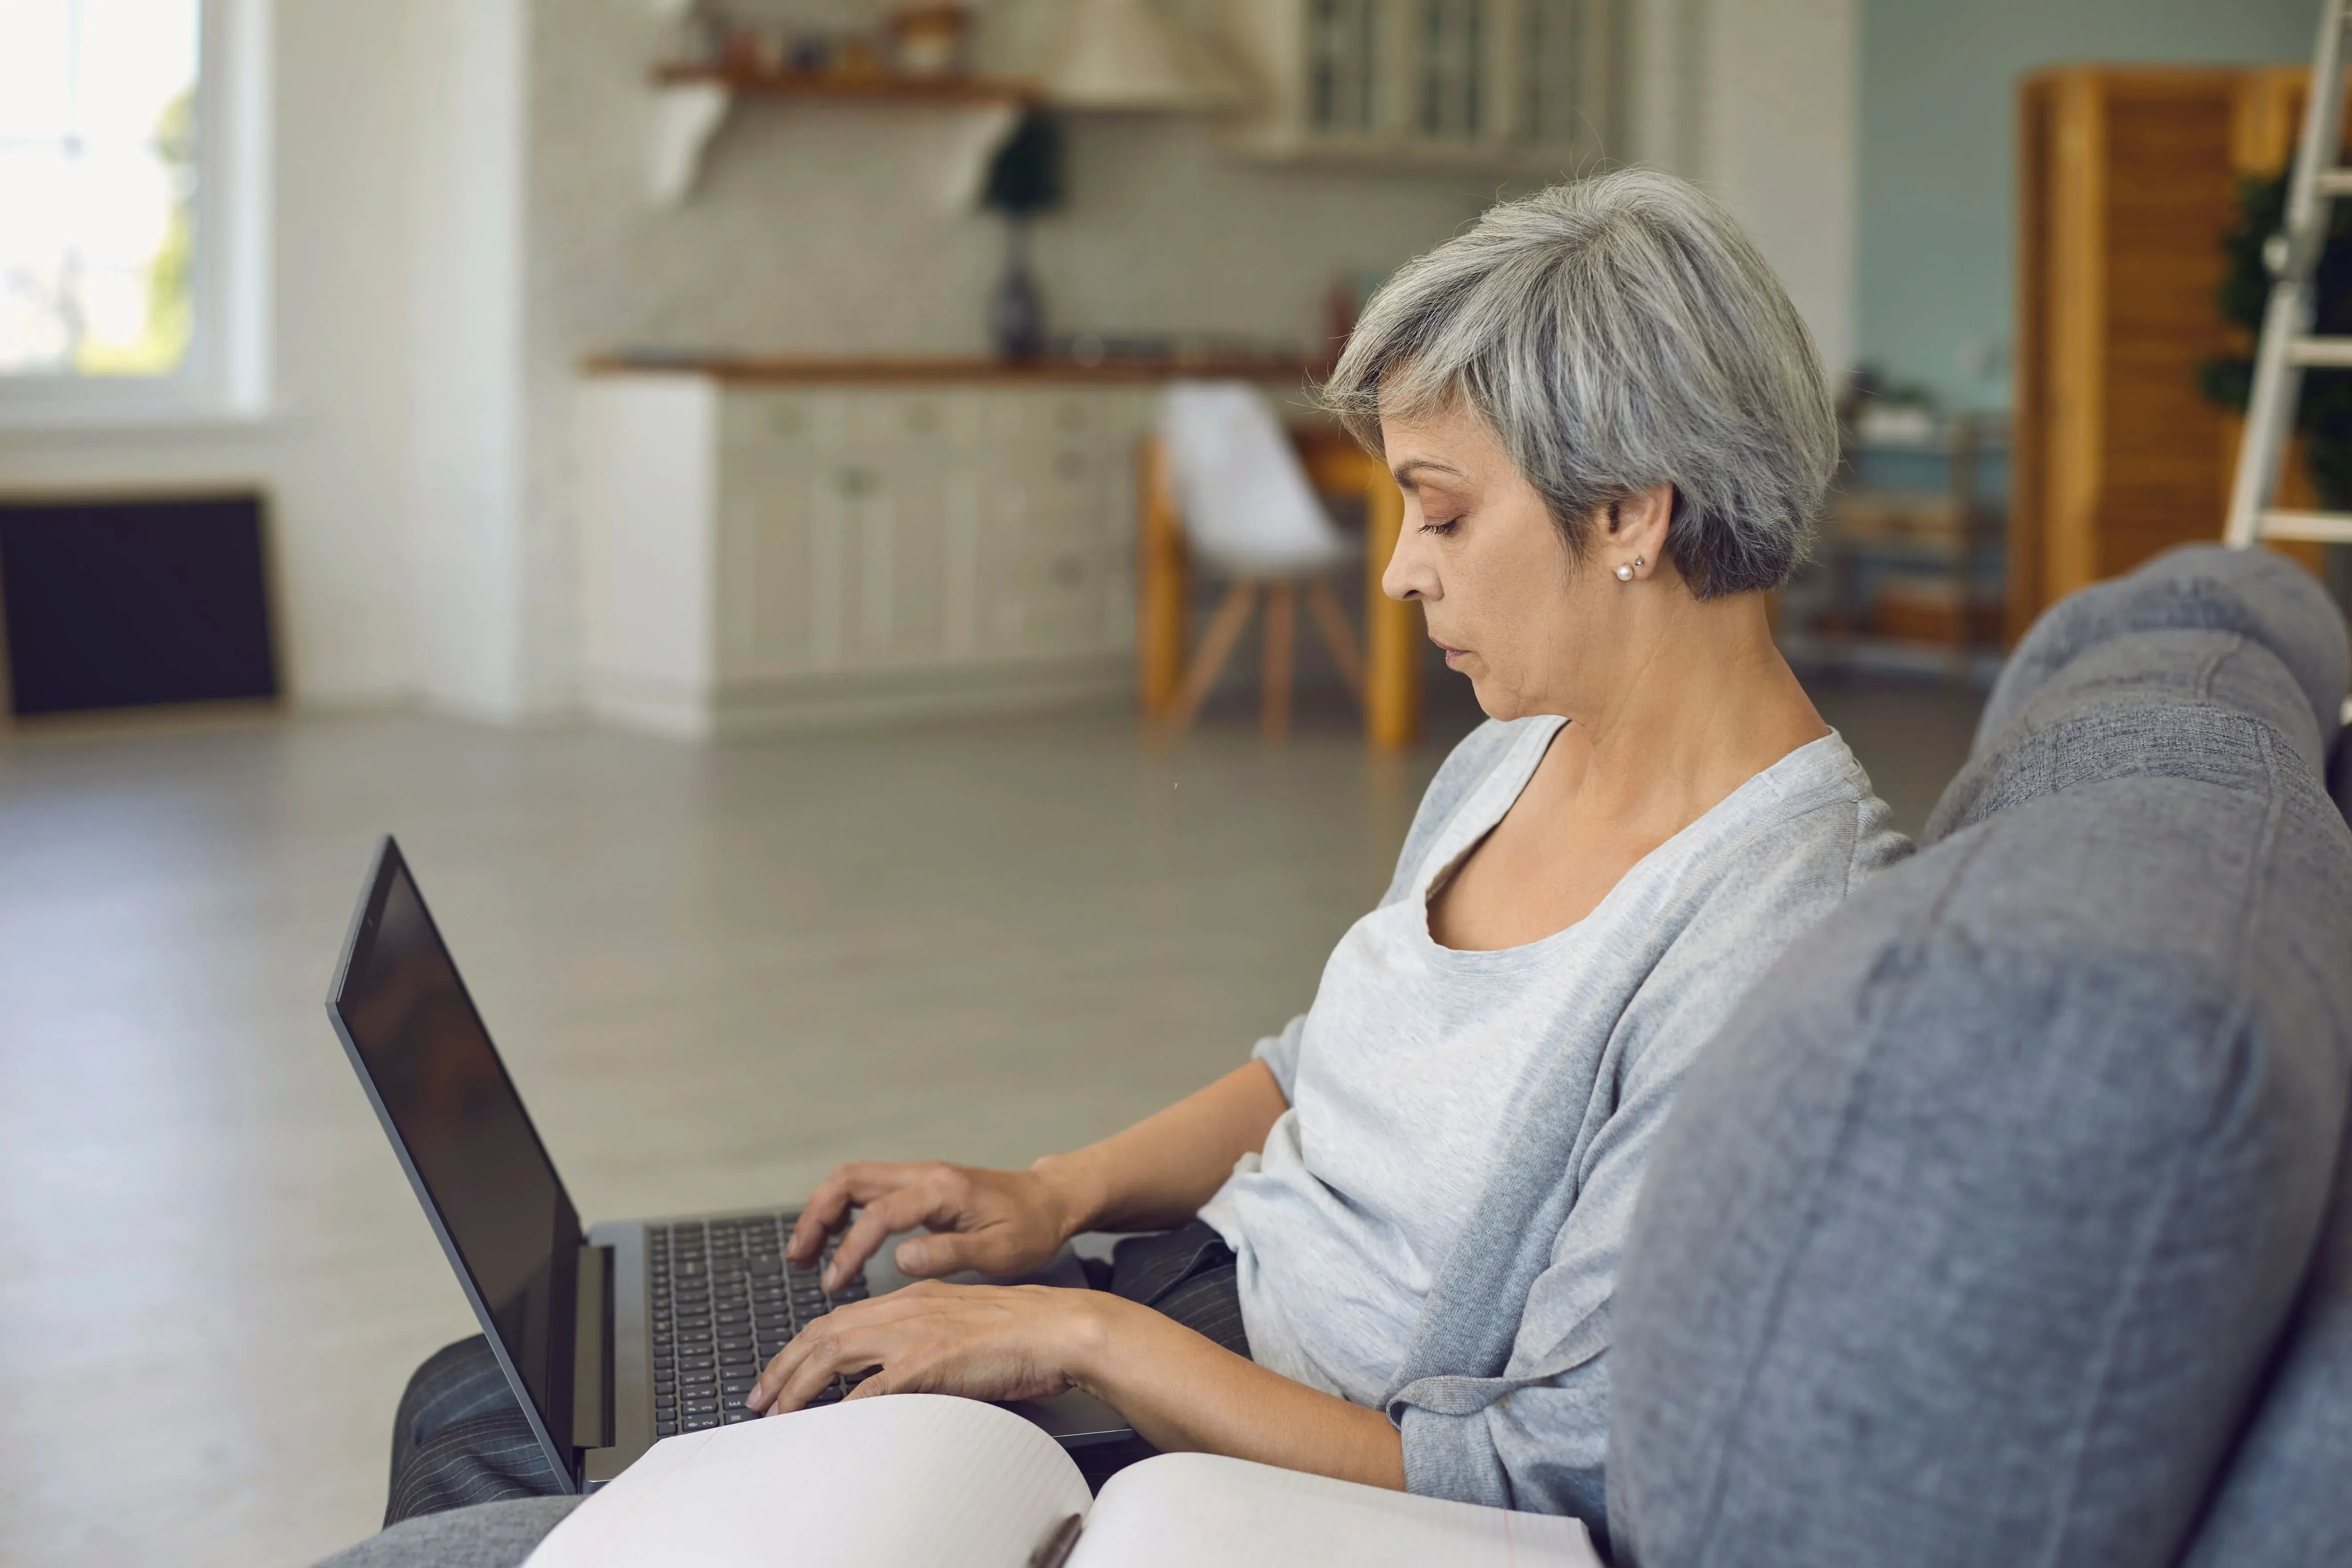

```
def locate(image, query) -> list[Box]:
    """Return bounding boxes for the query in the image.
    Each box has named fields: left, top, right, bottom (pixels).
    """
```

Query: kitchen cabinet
left=578, top=359, right=1311, bottom=738
left=1218, top=0, right=1618, bottom=171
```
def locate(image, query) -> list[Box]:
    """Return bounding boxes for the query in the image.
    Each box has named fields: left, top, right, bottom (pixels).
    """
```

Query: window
left=0, top=0, right=265, bottom=422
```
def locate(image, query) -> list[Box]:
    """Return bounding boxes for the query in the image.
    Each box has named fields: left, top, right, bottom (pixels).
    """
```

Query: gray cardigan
left=1251, top=718, right=1909, bottom=1525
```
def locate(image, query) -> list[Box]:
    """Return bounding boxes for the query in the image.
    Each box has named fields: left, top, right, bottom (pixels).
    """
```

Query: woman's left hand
left=750, top=1277, right=1408, bottom=1493
left=746, top=1281, right=1114, bottom=1416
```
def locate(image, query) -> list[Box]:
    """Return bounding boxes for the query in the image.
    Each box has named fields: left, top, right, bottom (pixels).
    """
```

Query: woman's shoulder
left=1609, top=737, right=1911, bottom=1083
left=1677, top=731, right=1913, bottom=923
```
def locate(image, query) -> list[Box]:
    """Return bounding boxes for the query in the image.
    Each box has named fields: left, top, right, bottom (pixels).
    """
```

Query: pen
left=1026, top=1512, right=1083, bottom=1568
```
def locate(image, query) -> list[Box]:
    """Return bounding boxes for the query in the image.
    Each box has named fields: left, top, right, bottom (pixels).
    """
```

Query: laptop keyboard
left=648, top=1213, right=869, bottom=1435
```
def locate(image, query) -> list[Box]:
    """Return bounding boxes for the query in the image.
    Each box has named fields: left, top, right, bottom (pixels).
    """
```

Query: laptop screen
left=331, top=840, right=582, bottom=1442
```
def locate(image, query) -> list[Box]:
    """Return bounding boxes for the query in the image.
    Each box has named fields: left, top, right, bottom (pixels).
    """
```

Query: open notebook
left=524, top=1395, right=1599, bottom=1568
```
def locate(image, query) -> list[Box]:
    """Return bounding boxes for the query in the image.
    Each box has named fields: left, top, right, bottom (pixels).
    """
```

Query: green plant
left=2200, top=171, right=2352, bottom=508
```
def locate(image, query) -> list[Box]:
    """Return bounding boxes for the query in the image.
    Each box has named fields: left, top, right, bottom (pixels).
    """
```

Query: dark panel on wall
left=0, top=493, right=278, bottom=717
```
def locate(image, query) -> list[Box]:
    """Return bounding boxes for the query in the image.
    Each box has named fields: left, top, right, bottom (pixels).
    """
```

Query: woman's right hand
left=788, top=1063, right=1287, bottom=1294
left=785, top=1159, right=1094, bottom=1293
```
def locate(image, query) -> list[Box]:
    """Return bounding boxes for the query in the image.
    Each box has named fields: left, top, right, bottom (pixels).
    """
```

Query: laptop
left=325, top=835, right=1133, bottom=1491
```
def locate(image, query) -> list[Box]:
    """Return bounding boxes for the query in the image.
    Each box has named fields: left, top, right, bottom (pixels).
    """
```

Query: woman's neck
left=1548, top=590, right=1829, bottom=835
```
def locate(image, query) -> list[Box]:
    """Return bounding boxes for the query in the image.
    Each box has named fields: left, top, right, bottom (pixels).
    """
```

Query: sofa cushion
left=1606, top=549, right=2352, bottom=1568
left=1927, top=629, right=2334, bottom=840
left=1606, top=784, right=2352, bottom=1568
left=2334, top=726, right=2352, bottom=822
left=1972, top=544, right=2347, bottom=754
left=2185, top=630, right=2352, bottom=1560
left=2180, top=1122, right=2352, bottom=1568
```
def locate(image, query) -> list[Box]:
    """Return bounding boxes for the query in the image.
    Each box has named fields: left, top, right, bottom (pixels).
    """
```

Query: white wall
left=1705, top=0, right=1859, bottom=381
left=405, top=0, right=532, bottom=722
left=1629, top=0, right=1860, bottom=382
left=0, top=0, right=428, bottom=709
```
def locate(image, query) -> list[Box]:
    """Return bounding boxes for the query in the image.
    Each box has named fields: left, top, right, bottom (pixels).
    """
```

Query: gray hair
left=1321, top=169, right=1836, bottom=598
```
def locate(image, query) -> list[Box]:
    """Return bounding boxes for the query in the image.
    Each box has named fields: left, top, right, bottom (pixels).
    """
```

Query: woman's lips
left=1431, top=637, right=1468, bottom=668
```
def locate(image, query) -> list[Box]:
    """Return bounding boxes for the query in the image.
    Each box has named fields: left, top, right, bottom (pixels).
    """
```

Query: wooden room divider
left=2012, top=65, right=2334, bottom=642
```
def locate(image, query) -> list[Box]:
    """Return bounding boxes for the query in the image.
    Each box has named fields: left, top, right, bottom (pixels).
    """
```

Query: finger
left=829, top=1169, right=985, bottom=1290
left=775, top=1321, right=882, bottom=1415
left=788, top=1163, right=917, bottom=1264
left=826, top=1183, right=947, bottom=1290
left=786, top=1170, right=861, bottom=1265
left=750, top=1297, right=908, bottom=1411
left=787, top=1165, right=892, bottom=1264
left=748, top=1334, right=814, bottom=1414
left=752, top=1321, right=842, bottom=1414
left=842, top=1366, right=896, bottom=1401
left=892, top=1229, right=992, bottom=1278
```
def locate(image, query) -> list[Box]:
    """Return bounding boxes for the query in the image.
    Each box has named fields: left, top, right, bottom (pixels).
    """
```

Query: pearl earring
left=1617, top=556, right=1643, bottom=582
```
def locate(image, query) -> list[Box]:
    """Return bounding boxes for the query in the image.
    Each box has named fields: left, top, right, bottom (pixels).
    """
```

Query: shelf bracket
left=646, top=72, right=1034, bottom=210
left=650, top=81, right=732, bottom=206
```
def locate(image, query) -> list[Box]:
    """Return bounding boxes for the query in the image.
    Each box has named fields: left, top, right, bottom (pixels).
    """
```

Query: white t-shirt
left=1197, top=717, right=1896, bottom=1406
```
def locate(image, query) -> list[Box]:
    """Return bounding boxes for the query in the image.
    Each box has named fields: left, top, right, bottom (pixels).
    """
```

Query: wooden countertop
left=581, top=353, right=1320, bottom=387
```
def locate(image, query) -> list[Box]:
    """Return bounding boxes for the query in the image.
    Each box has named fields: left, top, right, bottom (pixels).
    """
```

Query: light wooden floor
left=0, top=681, right=1976, bottom=1568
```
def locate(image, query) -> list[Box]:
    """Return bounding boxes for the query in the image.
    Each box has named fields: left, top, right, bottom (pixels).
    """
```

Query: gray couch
left=1609, top=546, right=2352, bottom=1568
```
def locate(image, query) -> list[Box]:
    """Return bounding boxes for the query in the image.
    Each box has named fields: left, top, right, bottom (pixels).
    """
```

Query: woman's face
left=1379, top=401, right=1655, bottom=721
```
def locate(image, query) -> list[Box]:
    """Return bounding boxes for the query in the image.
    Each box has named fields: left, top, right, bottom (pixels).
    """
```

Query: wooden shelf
left=651, top=63, right=1042, bottom=105
left=582, top=353, right=1316, bottom=387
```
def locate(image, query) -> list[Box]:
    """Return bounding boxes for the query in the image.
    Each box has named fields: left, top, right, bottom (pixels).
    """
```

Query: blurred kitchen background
left=0, top=2, right=2339, bottom=1565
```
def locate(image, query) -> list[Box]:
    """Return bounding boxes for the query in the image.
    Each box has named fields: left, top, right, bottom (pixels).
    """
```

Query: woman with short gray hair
left=325, top=170, right=1906, bottom=1565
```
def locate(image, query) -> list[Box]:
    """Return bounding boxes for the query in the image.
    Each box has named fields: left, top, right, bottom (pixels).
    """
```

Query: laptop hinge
left=573, top=1244, right=615, bottom=1452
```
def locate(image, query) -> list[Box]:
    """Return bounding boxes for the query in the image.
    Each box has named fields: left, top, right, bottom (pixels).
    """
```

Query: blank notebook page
left=524, top=1395, right=1090, bottom=1568
left=1072, top=1452, right=1602, bottom=1568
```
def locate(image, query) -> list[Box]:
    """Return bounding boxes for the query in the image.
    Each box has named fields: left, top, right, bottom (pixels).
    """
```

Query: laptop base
left=584, top=1213, right=1134, bottom=1488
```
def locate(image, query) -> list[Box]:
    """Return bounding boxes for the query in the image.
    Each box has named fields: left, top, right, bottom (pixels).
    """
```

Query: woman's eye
left=1420, top=516, right=1463, bottom=536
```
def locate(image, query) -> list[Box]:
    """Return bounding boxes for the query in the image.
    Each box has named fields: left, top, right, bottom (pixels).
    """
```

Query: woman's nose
left=1382, top=528, right=1437, bottom=603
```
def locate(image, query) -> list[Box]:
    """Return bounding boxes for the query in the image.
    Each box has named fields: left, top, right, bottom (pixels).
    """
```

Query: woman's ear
left=1603, top=483, right=1674, bottom=581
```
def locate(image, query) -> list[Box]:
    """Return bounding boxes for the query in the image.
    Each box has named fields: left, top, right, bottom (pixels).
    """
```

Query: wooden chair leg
left=1260, top=582, right=1297, bottom=743
left=1305, top=579, right=1364, bottom=708
left=1136, top=436, right=1190, bottom=719
left=1159, top=581, right=1258, bottom=739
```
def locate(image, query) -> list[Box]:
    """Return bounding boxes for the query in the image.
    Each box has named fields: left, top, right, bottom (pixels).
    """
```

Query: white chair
left=1148, top=381, right=1364, bottom=741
